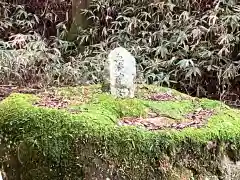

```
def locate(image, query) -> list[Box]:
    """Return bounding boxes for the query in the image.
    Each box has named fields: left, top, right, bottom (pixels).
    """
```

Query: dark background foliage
left=0, top=0, right=240, bottom=107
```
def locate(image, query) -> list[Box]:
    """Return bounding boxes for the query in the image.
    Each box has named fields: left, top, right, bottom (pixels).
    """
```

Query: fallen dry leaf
left=149, top=93, right=175, bottom=101
left=119, top=109, right=214, bottom=131
left=0, top=85, right=42, bottom=101
left=34, top=95, right=69, bottom=109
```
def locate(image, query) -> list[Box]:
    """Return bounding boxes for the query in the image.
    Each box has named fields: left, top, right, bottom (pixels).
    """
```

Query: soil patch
left=118, top=109, right=214, bottom=131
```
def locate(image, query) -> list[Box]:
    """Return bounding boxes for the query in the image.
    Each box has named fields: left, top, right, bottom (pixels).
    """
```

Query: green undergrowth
left=1, top=85, right=240, bottom=179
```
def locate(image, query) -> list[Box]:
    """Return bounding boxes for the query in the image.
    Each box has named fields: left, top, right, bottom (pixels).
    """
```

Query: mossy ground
left=0, top=84, right=240, bottom=179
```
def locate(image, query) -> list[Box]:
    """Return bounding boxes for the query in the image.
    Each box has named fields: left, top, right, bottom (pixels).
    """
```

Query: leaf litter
left=0, top=85, right=41, bottom=101
left=149, top=93, right=176, bottom=101
left=34, top=94, right=70, bottom=109
left=118, top=108, right=214, bottom=131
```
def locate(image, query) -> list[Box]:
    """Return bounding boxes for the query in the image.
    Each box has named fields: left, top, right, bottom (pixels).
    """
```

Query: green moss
left=51, top=84, right=102, bottom=97
left=142, top=100, right=196, bottom=120
left=199, top=98, right=225, bottom=109
left=1, top=85, right=240, bottom=179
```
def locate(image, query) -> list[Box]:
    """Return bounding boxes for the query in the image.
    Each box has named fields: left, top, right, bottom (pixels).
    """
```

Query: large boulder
left=0, top=84, right=240, bottom=180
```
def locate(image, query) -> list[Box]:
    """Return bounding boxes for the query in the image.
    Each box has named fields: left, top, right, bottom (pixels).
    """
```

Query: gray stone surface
left=221, top=155, right=240, bottom=179
left=108, top=47, right=136, bottom=98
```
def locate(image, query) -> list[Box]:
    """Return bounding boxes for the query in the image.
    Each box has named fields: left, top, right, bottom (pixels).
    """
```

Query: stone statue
left=106, top=47, right=136, bottom=98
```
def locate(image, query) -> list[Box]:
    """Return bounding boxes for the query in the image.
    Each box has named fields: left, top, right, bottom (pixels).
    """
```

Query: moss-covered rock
left=1, top=84, right=240, bottom=180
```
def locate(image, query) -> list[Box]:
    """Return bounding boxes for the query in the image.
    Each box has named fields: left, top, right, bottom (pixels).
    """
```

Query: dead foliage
left=149, top=93, right=176, bottom=101
left=119, top=109, right=214, bottom=131
left=0, top=85, right=41, bottom=101
left=34, top=94, right=70, bottom=109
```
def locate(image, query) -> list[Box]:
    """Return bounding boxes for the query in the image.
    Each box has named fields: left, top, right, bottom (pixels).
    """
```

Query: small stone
left=107, top=47, right=136, bottom=98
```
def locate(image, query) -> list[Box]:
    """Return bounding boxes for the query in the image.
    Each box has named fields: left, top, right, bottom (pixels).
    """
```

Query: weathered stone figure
left=107, top=47, right=136, bottom=98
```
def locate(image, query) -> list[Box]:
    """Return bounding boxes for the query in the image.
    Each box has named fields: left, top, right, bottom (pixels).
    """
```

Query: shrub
left=76, top=0, right=240, bottom=99
left=0, top=0, right=240, bottom=104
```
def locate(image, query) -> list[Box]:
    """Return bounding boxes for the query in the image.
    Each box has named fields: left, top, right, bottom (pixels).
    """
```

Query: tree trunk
left=67, top=0, right=91, bottom=41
